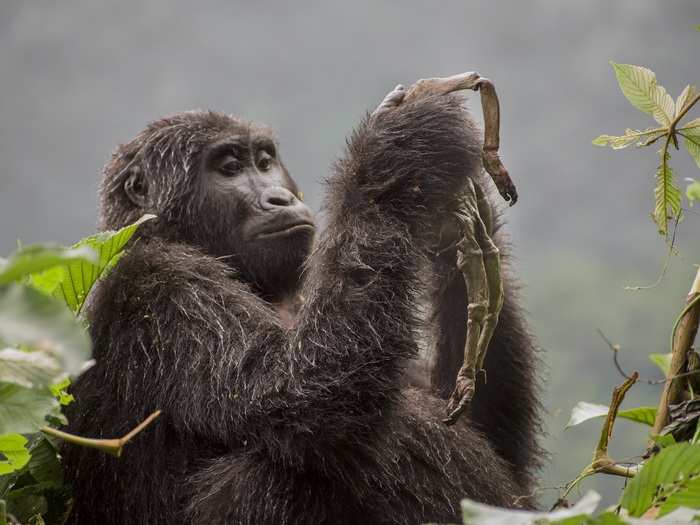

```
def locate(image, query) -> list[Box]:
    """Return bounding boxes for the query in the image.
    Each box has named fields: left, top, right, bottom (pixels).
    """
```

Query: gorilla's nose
left=260, top=187, right=299, bottom=210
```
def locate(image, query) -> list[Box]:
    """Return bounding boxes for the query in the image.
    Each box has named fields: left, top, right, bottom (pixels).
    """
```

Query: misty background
left=1, top=0, right=699, bottom=508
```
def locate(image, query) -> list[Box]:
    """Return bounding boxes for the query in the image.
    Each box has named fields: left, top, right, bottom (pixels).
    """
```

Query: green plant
left=0, top=215, right=157, bottom=525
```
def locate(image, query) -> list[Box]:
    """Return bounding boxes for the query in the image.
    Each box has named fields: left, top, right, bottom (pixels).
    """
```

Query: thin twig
left=624, top=213, right=680, bottom=291
left=597, top=328, right=700, bottom=385
left=41, top=410, right=161, bottom=457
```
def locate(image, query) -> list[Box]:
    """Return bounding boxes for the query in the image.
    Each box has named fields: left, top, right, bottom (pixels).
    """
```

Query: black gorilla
left=63, top=85, right=542, bottom=524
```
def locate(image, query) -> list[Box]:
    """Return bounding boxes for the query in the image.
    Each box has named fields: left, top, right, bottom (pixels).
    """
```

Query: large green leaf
left=0, top=284, right=90, bottom=377
left=0, top=434, right=30, bottom=475
left=0, top=383, right=58, bottom=435
left=592, top=128, right=666, bottom=149
left=610, top=62, right=675, bottom=126
left=653, top=151, right=681, bottom=237
left=31, top=214, right=154, bottom=314
left=680, top=118, right=700, bottom=169
left=620, top=442, right=700, bottom=516
left=676, top=85, right=699, bottom=118
left=565, top=402, right=656, bottom=428
left=0, top=348, right=63, bottom=390
left=0, top=246, right=96, bottom=286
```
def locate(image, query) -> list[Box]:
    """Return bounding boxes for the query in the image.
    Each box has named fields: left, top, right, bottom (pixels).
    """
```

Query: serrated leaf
left=0, top=434, right=30, bottom=475
left=610, top=62, right=675, bottom=126
left=687, top=180, right=700, bottom=205
left=680, top=118, right=700, bottom=134
left=24, top=437, right=62, bottom=487
left=566, top=402, right=656, bottom=428
left=0, top=246, right=96, bottom=286
left=652, top=84, right=676, bottom=127
left=676, top=85, right=699, bottom=118
left=0, top=383, right=57, bottom=435
left=31, top=214, right=154, bottom=314
left=0, top=348, right=63, bottom=389
left=620, top=442, right=700, bottom=516
left=650, top=352, right=673, bottom=375
left=653, top=151, right=681, bottom=237
left=681, top=128, right=700, bottom=169
left=593, top=128, right=666, bottom=150
left=0, top=284, right=90, bottom=377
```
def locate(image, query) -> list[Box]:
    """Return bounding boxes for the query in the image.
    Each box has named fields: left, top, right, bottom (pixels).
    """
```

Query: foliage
left=0, top=216, right=152, bottom=525
left=504, top=31, right=700, bottom=525
left=565, top=402, right=656, bottom=428
left=460, top=489, right=700, bottom=524
left=593, top=63, right=700, bottom=237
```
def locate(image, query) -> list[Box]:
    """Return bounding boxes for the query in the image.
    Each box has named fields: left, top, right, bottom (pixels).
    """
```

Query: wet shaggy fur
left=63, top=95, right=542, bottom=524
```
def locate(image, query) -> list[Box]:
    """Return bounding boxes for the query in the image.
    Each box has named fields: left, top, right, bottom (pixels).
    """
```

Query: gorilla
left=63, top=77, right=542, bottom=524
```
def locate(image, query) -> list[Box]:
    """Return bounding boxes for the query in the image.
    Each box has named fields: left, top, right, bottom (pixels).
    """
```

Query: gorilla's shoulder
left=90, top=237, right=237, bottom=312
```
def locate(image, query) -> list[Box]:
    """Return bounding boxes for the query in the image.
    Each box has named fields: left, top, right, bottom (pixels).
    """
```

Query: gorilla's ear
left=124, top=165, right=149, bottom=207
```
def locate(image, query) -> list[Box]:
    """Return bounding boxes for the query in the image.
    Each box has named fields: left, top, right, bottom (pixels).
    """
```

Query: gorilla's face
left=197, top=131, right=316, bottom=298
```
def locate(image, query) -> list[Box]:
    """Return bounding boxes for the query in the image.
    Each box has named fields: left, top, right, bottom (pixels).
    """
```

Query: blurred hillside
left=1, top=0, right=699, bottom=508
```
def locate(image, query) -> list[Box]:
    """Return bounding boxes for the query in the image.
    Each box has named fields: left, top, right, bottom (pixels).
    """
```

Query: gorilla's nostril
left=261, top=187, right=296, bottom=209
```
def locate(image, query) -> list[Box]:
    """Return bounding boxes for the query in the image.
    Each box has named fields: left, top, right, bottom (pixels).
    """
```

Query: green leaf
left=592, top=128, right=666, bottom=149
left=24, top=437, right=62, bottom=487
left=687, top=180, right=700, bottom=206
left=676, top=85, right=699, bottom=118
left=659, top=475, right=700, bottom=516
left=653, top=433, right=677, bottom=449
left=610, top=62, right=675, bottom=126
left=49, top=378, right=73, bottom=406
left=0, top=349, right=63, bottom=390
left=33, top=214, right=155, bottom=314
left=650, top=352, right=673, bottom=375
left=0, top=383, right=57, bottom=435
left=620, top=442, right=700, bottom=516
left=653, top=151, right=681, bottom=237
left=0, top=246, right=96, bottom=286
left=680, top=119, right=700, bottom=169
left=0, top=284, right=91, bottom=377
left=0, top=434, right=30, bottom=475
left=566, top=402, right=656, bottom=428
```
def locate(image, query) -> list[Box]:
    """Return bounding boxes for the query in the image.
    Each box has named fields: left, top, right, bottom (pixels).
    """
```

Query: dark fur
left=63, top=96, right=542, bottom=524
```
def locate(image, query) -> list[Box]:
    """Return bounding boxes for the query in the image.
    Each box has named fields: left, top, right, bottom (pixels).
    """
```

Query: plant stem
left=673, top=93, right=700, bottom=131
left=650, top=267, right=700, bottom=437
left=40, top=410, right=161, bottom=457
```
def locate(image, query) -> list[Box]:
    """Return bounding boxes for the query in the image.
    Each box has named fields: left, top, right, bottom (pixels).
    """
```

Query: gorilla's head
left=99, top=111, right=316, bottom=299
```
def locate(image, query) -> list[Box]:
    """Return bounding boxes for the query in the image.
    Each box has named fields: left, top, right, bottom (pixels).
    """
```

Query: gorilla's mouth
left=256, top=221, right=315, bottom=238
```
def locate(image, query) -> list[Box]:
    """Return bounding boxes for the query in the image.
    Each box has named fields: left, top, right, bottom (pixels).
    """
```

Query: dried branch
left=560, top=373, right=641, bottom=502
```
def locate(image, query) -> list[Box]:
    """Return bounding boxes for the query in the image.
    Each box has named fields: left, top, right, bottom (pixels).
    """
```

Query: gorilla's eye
left=257, top=151, right=273, bottom=172
left=220, top=159, right=242, bottom=175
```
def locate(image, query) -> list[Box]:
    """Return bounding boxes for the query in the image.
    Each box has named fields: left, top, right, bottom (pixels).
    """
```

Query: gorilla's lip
left=256, top=221, right=315, bottom=238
